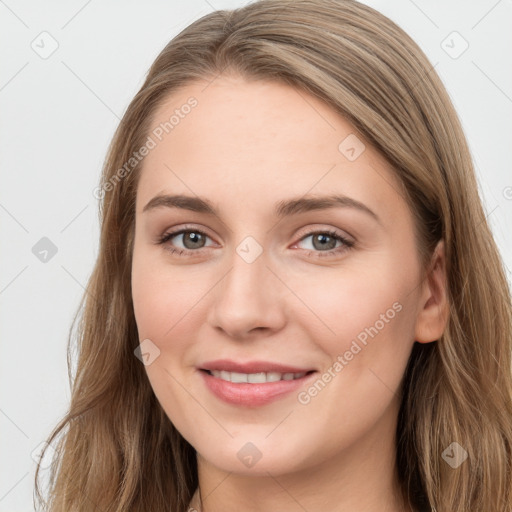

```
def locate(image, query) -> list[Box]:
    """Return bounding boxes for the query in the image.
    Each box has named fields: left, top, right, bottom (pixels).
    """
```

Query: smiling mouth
left=201, top=369, right=316, bottom=384
left=199, top=367, right=318, bottom=407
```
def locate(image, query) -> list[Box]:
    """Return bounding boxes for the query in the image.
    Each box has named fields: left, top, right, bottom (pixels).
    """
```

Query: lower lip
left=199, top=370, right=316, bottom=407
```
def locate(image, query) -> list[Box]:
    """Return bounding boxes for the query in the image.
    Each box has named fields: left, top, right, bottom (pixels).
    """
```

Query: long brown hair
left=35, top=1, right=512, bottom=510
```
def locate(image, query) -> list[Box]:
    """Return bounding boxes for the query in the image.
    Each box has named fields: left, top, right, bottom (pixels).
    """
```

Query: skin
left=131, top=74, right=448, bottom=512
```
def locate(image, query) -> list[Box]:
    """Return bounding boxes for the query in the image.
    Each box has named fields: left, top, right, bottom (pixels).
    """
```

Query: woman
left=35, top=1, right=512, bottom=511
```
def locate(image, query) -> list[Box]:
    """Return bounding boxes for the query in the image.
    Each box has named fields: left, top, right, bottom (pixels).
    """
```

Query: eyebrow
left=142, top=193, right=381, bottom=224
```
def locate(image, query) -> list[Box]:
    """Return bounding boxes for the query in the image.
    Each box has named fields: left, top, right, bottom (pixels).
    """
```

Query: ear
left=414, top=239, right=449, bottom=344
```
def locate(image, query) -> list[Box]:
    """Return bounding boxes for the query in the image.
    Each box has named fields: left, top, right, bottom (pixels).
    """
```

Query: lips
left=198, top=359, right=317, bottom=407
left=199, top=359, right=315, bottom=374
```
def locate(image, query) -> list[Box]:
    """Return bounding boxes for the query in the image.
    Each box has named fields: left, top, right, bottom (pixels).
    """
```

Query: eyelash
left=156, top=227, right=354, bottom=259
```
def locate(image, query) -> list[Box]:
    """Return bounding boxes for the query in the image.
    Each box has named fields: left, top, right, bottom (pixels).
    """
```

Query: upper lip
left=199, top=359, right=316, bottom=374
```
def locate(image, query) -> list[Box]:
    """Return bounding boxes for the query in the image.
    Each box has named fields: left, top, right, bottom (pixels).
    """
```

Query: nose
left=207, top=248, right=287, bottom=339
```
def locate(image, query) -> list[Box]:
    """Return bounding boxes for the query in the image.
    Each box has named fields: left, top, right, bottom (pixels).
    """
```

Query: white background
left=1, top=0, right=511, bottom=510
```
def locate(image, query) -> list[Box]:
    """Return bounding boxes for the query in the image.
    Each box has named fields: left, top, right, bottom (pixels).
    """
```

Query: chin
left=194, top=436, right=313, bottom=477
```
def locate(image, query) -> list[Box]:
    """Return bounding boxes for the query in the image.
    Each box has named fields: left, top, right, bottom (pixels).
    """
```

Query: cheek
left=287, top=262, right=419, bottom=412
left=131, top=248, right=214, bottom=360
left=290, top=270, right=416, bottom=448
left=132, top=242, right=177, bottom=328
left=290, top=263, right=413, bottom=354
left=131, top=252, right=205, bottom=425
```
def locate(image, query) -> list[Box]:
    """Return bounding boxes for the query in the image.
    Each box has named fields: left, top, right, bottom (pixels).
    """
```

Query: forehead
left=146, top=74, right=361, bottom=164
left=136, top=74, right=407, bottom=222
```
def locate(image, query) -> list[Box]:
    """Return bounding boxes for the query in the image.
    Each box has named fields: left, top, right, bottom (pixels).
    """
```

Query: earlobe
left=414, top=240, right=450, bottom=344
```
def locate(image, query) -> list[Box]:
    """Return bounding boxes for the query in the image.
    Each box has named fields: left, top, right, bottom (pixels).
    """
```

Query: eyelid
left=156, top=224, right=217, bottom=246
left=157, top=223, right=355, bottom=257
left=158, top=224, right=353, bottom=244
left=291, top=229, right=355, bottom=258
left=293, top=224, right=354, bottom=244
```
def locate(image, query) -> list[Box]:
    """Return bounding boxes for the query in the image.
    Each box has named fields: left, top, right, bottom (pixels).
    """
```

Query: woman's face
left=131, top=74, right=441, bottom=476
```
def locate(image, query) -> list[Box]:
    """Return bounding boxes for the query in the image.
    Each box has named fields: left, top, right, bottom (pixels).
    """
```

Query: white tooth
left=248, top=372, right=267, bottom=383
left=266, top=372, right=282, bottom=382
left=210, top=370, right=308, bottom=383
left=230, top=372, right=248, bottom=383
